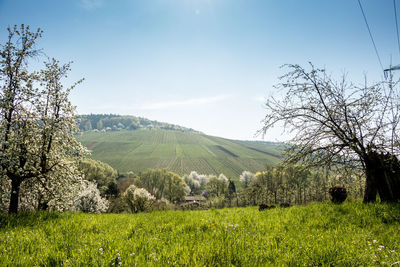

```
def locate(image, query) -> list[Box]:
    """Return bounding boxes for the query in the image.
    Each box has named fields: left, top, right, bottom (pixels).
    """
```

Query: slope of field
left=77, top=129, right=282, bottom=178
left=1, top=202, right=399, bottom=265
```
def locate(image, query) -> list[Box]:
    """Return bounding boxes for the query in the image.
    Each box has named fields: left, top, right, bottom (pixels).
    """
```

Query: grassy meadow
left=1, top=201, right=399, bottom=266
left=78, top=129, right=282, bottom=178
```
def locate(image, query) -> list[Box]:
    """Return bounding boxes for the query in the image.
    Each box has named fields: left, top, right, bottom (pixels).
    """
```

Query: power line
left=394, top=0, right=400, bottom=57
left=357, top=0, right=385, bottom=72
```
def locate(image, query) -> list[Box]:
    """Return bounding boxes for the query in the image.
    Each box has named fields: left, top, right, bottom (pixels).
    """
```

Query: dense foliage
left=134, top=169, right=188, bottom=203
left=123, top=185, right=155, bottom=213
left=78, top=158, right=118, bottom=195
left=78, top=114, right=202, bottom=134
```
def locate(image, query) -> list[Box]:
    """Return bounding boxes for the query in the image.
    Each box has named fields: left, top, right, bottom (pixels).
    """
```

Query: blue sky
left=0, top=0, right=398, bottom=141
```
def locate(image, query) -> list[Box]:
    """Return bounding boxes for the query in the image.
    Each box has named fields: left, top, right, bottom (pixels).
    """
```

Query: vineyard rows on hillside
left=78, top=129, right=282, bottom=178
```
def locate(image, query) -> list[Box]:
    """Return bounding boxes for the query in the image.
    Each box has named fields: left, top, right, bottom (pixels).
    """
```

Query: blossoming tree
left=0, top=25, right=88, bottom=213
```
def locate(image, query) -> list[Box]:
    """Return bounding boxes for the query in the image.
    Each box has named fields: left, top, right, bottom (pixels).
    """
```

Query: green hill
left=77, top=129, right=283, bottom=178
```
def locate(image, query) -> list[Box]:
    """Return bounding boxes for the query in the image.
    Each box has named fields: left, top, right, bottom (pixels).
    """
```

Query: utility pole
left=384, top=64, right=400, bottom=79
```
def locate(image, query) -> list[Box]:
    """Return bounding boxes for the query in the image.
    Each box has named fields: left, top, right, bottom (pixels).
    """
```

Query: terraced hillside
left=78, top=129, right=282, bottom=178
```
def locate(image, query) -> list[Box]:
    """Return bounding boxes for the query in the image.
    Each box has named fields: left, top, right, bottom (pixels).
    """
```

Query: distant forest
left=78, top=114, right=202, bottom=134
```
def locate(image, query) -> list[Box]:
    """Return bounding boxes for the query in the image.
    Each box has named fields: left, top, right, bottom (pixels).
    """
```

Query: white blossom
left=123, top=185, right=155, bottom=213
left=239, top=171, right=255, bottom=188
left=218, top=173, right=228, bottom=183
left=74, top=180, right=108, bottom=213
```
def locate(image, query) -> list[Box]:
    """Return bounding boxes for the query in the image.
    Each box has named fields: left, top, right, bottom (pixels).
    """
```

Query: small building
left=184, top=196, right=206, bottom=203
left=181, top=195, right=207, bottom=210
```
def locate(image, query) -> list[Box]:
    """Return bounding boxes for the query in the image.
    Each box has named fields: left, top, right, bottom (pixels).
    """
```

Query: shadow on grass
left=334, top=201, right=400, bottom=226
left=0, top=211, right=61, bottom=229
left=373, top=202, right=400, bottom=224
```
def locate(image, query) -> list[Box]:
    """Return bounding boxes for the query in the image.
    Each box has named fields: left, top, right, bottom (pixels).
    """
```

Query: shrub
left=328, top=186, right=347, bottom=204
left=151, top=198, right=174, bottom=211
left=74, top=181, right=109, bottom=213
left=107, top=197, right=129, bottom=213
left=207, top=196, right=226, bottom=208
left=123, top=185, right=155, bottom=213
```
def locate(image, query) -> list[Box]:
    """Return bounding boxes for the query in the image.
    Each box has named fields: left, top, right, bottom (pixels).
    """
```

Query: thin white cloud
left=80, top=0, right=103, bottom=10
left=139, top=95, right=229, bottom=110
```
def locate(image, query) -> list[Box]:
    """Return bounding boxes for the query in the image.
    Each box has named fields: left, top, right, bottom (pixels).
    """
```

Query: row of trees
left=98, top=169, right=238, bottom=212
left=239, top=167, right=364, bottom=206
left=104, top=165, right=365, bottom=212
left=180, top=167, right=364, bottom=208
left=78, top=114, right=201, bottom=134
left=108, top=169, right=236, bottom=212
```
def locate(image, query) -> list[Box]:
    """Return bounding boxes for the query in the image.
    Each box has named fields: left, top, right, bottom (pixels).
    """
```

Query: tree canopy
left=78, top=158, right=118, bottom=194
left=134, top=169, right=188, bottom=203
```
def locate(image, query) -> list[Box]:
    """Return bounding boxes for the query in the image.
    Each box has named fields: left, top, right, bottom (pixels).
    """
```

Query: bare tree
left=261, top=64, right=400, bottom=202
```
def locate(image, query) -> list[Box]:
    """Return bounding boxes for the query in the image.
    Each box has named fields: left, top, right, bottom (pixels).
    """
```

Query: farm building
left=184, top=196, right=206, bottom=203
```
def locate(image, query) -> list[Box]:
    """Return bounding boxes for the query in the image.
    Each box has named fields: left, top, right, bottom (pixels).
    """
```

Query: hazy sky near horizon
left=0, top=0, right=398, bottom=141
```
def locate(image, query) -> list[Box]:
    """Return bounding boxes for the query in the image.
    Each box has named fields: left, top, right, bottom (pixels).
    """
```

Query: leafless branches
left=261, top=64, right=400, bottom=170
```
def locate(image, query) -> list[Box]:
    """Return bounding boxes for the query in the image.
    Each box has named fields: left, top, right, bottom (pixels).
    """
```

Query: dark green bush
left=329, top=186, right=347, bottom=204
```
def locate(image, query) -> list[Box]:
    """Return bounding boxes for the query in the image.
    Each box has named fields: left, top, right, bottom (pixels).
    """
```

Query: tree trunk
left=376, top=153, right=400, bottom=202
left=363, top=156, right=379, bottom=203
left=363, top=151, right=400, bottom=203
left=9, top=179, right=21, bottom=214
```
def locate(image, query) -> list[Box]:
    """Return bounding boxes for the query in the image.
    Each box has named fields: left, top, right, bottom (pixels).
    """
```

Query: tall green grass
left=0, top=201, right=399, bottom=265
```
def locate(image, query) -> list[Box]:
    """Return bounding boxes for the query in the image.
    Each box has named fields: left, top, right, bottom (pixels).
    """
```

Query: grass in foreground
left=0, top=201, right=399, bottom=266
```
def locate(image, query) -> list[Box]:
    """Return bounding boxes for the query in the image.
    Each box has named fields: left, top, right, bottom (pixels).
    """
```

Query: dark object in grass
left=280, top=202, right=291, bottom=208
left=329, top=186, right=347, bottom=204
left=259, top=204, right=276, bottom=211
